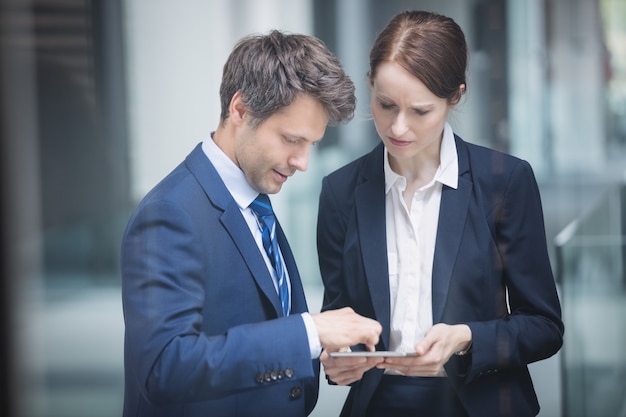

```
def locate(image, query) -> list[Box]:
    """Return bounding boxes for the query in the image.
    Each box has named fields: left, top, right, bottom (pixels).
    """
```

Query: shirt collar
left=438, top=122, right=459, bottom=189
left=384, top=122, right=459, bottom=194
left=202, top=133, right=258, bottom=209
left=384, top=152, right=405, bottom=193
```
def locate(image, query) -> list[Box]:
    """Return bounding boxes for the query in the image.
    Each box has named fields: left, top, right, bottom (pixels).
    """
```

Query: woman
left=316, top=11, right=563, bottom=417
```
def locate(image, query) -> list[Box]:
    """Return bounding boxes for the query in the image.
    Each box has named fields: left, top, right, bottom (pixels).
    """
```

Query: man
left=121, top=30, right=382, bottom=417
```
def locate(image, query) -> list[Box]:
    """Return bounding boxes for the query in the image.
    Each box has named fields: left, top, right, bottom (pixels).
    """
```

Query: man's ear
left=229, top=91, right=247, bottom=126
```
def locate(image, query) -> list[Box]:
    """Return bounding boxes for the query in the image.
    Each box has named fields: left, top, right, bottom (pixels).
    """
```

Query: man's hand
left=320, top=349, right=383, bottom=385
left=377, top=323, right=472, bottom=376
left=311, top=307, right=382, bottom=351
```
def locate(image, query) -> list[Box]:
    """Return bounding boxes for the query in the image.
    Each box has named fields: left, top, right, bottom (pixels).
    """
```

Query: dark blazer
left=121, top=143, right=319, bottom=417
left=317, top=137, right=564, bottom=417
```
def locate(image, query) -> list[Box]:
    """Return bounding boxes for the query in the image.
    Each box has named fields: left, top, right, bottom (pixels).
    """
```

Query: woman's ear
left=450, top=83, right=466, bottom=106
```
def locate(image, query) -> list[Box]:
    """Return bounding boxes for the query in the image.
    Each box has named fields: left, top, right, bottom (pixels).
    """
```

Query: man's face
left=234, top=94, right=329, bottom=194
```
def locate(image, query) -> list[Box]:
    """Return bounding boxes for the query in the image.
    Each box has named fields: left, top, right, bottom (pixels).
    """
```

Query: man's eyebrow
left=287, top=133, right=317, bottom=142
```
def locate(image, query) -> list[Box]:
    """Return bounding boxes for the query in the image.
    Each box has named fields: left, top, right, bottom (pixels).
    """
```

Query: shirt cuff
left=301, top=312, right=322, bottom=359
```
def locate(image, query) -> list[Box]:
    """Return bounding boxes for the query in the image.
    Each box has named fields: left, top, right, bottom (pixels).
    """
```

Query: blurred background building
left=1, top=0, right=625, bottom=416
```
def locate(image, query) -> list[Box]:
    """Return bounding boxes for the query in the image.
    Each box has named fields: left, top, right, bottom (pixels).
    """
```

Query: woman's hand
left=320, top=349, right=384, bottom=385
left=377, top=323, right=472, bottom=376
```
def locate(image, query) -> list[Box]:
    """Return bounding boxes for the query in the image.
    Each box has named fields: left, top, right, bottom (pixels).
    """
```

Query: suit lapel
left=353, top=139, right=473, bottom=333
left=220, top=208, right=284, bottom=316
left=355, top=145, right=391, bottom=348
left=431, top=137, right=472, bottom=323
left=185, top=144, right=283, bottom=317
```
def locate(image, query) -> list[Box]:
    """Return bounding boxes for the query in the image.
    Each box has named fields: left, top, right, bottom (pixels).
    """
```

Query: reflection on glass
left=555, top=185, right=626, bottom=417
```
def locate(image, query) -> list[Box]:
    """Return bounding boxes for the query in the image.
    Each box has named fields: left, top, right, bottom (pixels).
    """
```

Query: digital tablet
left=329, top=351, right=417, bottom=358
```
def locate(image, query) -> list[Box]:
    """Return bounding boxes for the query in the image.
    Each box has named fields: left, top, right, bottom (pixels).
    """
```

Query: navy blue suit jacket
left=317, top=138, right=563, bottom=417
left=121, top=144, right=319, bottom=417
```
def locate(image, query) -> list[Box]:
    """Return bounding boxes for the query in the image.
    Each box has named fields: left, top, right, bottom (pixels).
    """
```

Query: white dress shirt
left=384, top=123, right=458, bottom=362
left=202, top=135, right=322, bottom=358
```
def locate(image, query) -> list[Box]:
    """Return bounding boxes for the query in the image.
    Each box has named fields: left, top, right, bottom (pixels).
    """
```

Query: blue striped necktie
left=250, top=194, right=290, bottom=316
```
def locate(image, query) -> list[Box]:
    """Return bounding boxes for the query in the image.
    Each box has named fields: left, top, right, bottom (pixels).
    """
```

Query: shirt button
left=290, top=386, right=302, bottom=399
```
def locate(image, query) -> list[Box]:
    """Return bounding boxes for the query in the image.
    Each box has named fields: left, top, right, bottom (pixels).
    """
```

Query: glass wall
left=555, top=184, right=626, bottom=417
left=2, top=1, right=129, bottom=416
left=1, top=0, right=625, bottom=416
left=555, top=2, right=626, bottom=415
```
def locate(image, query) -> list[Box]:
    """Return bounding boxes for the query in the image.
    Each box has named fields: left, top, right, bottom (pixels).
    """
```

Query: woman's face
left=370, top=61, right=454, bottom=165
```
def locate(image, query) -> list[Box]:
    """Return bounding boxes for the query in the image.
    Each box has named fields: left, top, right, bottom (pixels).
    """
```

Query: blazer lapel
left=185, top=144, right=283, bottom=317
left=220, top=208, right=284, bottom=316
left=431, top=137, right=472, bottom=323
left=355, top=145, right=391, bottom=348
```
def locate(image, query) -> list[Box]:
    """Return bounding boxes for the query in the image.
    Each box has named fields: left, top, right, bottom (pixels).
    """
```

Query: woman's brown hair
left=368, top=11, right=467, bottom=104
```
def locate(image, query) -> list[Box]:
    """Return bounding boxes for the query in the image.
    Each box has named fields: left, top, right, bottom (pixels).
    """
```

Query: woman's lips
left=389, top=137, right=411, bottom=147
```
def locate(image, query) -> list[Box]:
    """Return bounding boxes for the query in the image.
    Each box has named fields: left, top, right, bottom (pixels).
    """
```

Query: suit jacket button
left=290, top=386, right=302, bottom=399
left=255, top=373, right=264, bottom=384
left=264, top=372, right=272, bottom=383
left=285, top=368, right=294, bottom=378
left=270, top=370, right=279, bottom=381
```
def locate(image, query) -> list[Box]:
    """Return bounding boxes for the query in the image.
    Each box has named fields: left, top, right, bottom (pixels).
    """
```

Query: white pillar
left=507, top=0, right=550, bottom=178
left=549, top=0, right=606, bottom=174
